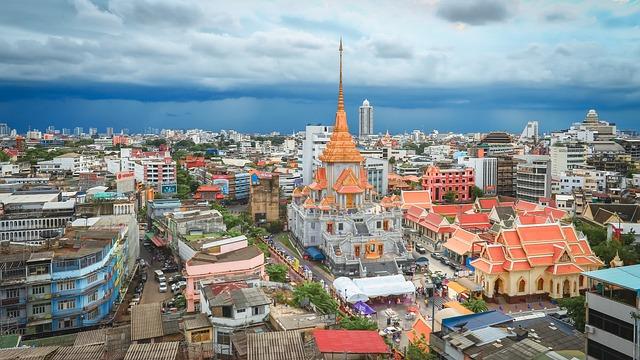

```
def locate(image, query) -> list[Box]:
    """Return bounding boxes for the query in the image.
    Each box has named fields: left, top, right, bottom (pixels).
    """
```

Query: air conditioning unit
left=585, top=325, right=595, bottom=334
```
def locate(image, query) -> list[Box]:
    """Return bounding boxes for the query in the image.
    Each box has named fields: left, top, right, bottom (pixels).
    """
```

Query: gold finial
left=337, top=37, right=344, bottom=112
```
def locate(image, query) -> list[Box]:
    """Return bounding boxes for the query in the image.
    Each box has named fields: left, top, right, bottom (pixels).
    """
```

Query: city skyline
left=0, top=1, right=639, bottom=133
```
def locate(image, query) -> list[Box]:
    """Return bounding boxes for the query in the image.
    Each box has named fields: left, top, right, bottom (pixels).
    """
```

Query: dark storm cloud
left=436, top=0, right=512, bottom=25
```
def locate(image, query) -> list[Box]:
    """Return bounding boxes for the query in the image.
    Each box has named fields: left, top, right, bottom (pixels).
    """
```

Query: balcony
left=0, top=297, right=23, bottom=306
left=28, top=293, right=52, bottom=302
left=28, top=313, right=52, bottom=322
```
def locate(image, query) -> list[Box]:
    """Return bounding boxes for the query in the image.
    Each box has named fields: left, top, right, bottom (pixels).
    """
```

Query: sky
left=0, top=0, right=639, bottom=134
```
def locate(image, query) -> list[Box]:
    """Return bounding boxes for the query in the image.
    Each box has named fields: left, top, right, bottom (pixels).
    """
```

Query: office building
left=519, top=120, right=539, bottom=143
left=550, top=142, right=587, bottom=176
left=459, top=157, right=497, bottom=196
left=582, top=265, right=640, bottom=360
left=358, top=99, right=373, bottom=138
left=515, top=155, right=552, bottom=202
left=88, top=128, right=97, bottom=136
left=106, top=127, right=113, bottom=137
left=364, top=157, right=389, bottom=196
left=74, top=127, right=83, bottom=137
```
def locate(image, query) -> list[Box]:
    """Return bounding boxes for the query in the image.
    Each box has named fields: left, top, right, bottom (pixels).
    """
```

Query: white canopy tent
left=333, top=277, right=368, bottom=303
left=352, top=274, right=416, bottom=298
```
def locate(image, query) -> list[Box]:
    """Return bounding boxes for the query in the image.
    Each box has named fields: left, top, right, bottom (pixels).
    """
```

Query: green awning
left=145, top=231, right=156, bottom=240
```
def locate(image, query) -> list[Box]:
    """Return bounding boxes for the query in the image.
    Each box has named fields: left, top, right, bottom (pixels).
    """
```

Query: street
left=271, top=232, right=334, bottom=285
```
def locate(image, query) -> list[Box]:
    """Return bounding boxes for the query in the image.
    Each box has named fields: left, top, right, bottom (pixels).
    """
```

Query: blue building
left=0, top=215, right=137, bottom=335
left=234, top=172, right=250, bottom=201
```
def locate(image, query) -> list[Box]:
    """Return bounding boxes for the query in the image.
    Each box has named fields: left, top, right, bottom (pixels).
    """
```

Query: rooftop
left=124, top=342, right=179, bottom=360
left=582, top=264, right=640, bottom=291
left=247, top=331, right=306, bottom=360
left=313, top=329, right=388, bottom=354
left=130, top=303, right=164, bottom=341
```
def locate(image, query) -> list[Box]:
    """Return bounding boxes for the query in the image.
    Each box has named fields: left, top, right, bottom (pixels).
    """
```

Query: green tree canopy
left=293, top=281, right=338, bottom=315
left=340, top=316, right=378, bottom=330
left=406, top=334, right=437, bottom=360
left=266, top=264, right=288, bottom=283
left=461, top=298, right=488, bottom=313
left=470, top=186, right=484, bottom=200
left=558, top=295, right=585, bottom=331
left=444, top=190, right=456, bottom=204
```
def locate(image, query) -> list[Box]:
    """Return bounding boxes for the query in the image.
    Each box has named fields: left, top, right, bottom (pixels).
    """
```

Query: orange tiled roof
left=546, top=263, right=584, bottom=275
left=333, top=168, right=365, bottom=194
left=431, top=204, right=474, bottom=216
left=309, top=167, right=328, bottom=191
left=401, top=190, right=433, bottom=210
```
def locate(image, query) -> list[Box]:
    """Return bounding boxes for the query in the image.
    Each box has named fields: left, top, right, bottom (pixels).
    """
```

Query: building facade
left=515, top=155, right=552, bottom=202
left=550, top=143, right=587, bottom=176
left=421, top=165, right=475, bottom=203
left=249, top=173, right=280, bottom=224
left=301, top=125, right=333, bottom=185
left=459, top=157, right=497, bottom=196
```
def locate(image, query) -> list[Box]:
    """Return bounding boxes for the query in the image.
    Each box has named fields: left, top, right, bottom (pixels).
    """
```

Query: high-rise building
left=74, top=127, right=83, bottom=136
left=0, top=123, right=9, bottom=136
left=89, top=127, right=97, bottom=136
left=301, top=125, right=333, bottom=185
left=46, top=125, right=55, bottom=134
left=496, top=155, right=517, bottom=197
left=61, top=128, right=70, bottom=136
left=515, top=155, right=552, bottom=202
left=550, top=142, right=587, bottom=176
left=106, top=127, right=114, bottom=137
left=358, top=99, right=373, bottom=137
left=519, top=120, right=539, bottom=143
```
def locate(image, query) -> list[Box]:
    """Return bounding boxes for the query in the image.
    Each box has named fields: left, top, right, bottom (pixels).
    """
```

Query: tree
left=470, top=186, right=484, bottom=200
left=293, top=281, right=338, bottom=315
left=340, top=316, right=378, bottom=330
left=443, top=191, right=456, bottom=204
left=266, top=264, right=288, bottom=283
left=406, top=334, right=436, bottom=360
left=558, top=295, right=585, bottom=331
left=0, top=150, right=9, bottom=162
left=146, top=138, right=166, bottom=147
left=461, top=298, right=488, bottom=313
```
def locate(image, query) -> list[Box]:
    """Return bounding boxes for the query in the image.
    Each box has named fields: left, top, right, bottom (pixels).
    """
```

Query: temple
left=288, top=39, right=410, bottom=277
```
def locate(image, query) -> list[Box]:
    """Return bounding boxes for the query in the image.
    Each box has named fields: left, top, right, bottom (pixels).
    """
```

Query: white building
left=459, top=157, right=497, bottom=195
left=358, top=99, right=374, bottom=138
left=364, top=157, right=389, bottom=196
left=519, top=121, right=539, bottom=143
left=37, top=153, right=96, bottom=174
left=550, top=143, right=587, bottom=176
left=301, top=125, right=333, bottom=185
left=515, top=155, right=552, bottom=202
left=120, top=148, right=177, bottom=194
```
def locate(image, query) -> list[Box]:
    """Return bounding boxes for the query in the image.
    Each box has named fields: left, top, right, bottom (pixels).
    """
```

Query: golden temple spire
left=318, top=38, right=363, bottom=164
left=338, top=37, right=344, bottom=112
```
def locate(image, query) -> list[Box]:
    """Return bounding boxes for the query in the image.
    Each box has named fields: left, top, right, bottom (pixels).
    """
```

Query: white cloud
left=0, top=0, right=637, bottom=90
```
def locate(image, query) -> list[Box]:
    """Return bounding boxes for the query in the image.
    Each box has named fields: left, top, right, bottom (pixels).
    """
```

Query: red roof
left=313, top=329, right=389, bottom=354
left=401, top=190, right=433, bottom=210
left=196, top=185, right=221, bottom=192
left=478, top=198, right=499, bottom=210
left=432, top=204, right=474, bottom=216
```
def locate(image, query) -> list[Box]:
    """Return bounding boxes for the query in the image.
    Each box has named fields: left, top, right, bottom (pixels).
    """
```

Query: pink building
left=422, top=165, right=475, bottom=203
left=184, top=236, right=265, bottom=311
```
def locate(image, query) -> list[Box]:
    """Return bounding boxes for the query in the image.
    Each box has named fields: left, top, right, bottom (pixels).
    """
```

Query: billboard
left=212, top=179, right=230, bottom=195
left=161, top=184, right=177, bottom=194
left=116, top=171, right=136, bottom=193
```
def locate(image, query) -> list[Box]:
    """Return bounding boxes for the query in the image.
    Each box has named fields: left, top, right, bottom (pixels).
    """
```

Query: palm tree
left=462, top=298, right=488, bottom=313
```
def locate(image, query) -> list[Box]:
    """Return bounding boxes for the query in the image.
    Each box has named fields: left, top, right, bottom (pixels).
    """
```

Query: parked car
left=157, top=275, right=166, bottom=283
left=171, top=281, right=187, bottom=294
left=431, top=252, right=441, bottom=260
left=440, top=258, right=451, bottom=266
left=378, top=326, right=402, bottom=337
left=415, top=244, right=427, bottom=254
left=154, top=270, right=164, bottom=281
left=449, top=263, right=462, bottom=271
left=127, top=301, right=138, bottom=313
left=162, top=264, right=179, bottom=273
left=159, top=282, right=168, bottom=293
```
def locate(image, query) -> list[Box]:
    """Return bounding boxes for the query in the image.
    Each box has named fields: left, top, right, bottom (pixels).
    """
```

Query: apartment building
left=0, top=215, right=138, bottom=335
left=0, top=190, right=75, bottom=243
left=582, top=265, right=639, bottom=360
left=36, top=153, right=97, bottom=174
left=515, top=155, right=552, bottom=203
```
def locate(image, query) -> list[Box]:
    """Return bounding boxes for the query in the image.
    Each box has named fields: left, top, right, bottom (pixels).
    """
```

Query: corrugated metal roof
left=0, top=346, right=59, bottom=360
left=183, top=314, right=211, bottom=331
left=73, top=329, right=107, bottom=346
left=130, top=303, right=164, bottom=341
left=583, top=264, right=640, bottom=291
left=51, top=344, right=105, bottom=360
left=247, top=332, right=305, bottom=360
left=123, top=342, right=178, bottom=360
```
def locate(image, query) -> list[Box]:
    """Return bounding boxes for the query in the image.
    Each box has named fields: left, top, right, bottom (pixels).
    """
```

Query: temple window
left=537, top=278, right=544, bottom=291
left=518, top=279, right=526, bottom=293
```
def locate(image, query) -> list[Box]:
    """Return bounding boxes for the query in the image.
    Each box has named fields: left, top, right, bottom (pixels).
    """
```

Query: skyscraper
left=74, top=127, right=83, bottom=136
left=89, top=127, right=97, bottom=136
left=106, top=127, right=114, bottom=137
left=358, top=99, right=373, bottom=137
